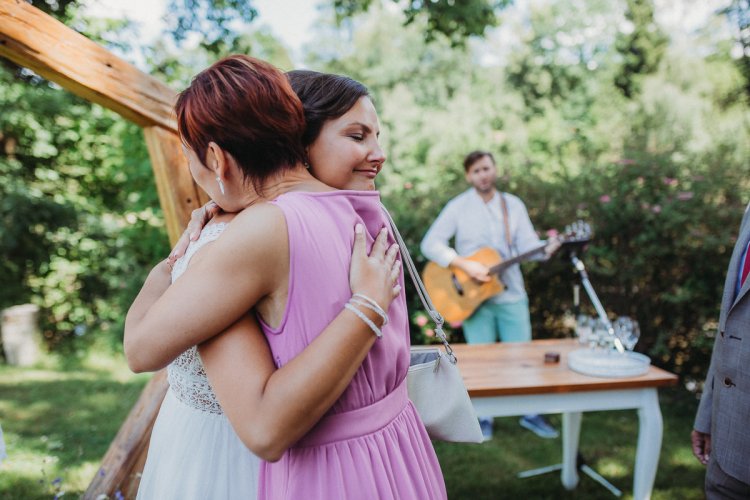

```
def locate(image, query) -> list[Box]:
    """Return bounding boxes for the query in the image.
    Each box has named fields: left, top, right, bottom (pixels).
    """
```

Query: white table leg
left=561, top=411, right=582, bottom=490
left=633, top=389, right=663, bottom=500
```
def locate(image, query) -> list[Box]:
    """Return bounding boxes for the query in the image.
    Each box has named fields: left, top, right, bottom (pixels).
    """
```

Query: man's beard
left=474, top=183, right=495, bottom=195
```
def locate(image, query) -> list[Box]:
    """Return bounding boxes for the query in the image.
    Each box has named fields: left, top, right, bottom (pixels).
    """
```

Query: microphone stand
left=569, top=250, right=625, bottom=353
left=517, top=453, right=623, bottom=497
left=515, top=245, right=623, bottom=497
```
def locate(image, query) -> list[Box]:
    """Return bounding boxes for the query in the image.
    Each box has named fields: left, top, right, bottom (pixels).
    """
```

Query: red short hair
left=175, top=55, right=306, bottom=192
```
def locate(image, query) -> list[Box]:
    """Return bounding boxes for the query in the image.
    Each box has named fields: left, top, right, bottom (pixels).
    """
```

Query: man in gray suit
left=692, top=205, right=750, bottom=499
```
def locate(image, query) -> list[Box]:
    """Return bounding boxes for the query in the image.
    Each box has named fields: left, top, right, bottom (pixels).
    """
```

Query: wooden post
left=0, top=1, right=210, bottom=497
left=143, top=126, right=208, bottom=243
left=82, top=371, right=168, bottom=500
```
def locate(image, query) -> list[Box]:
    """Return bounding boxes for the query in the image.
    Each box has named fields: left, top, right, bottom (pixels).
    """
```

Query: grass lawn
left=0, top=352, right=150, bottom=499
left=0, top=351, right=705, bottom=499
left=434, top=386, right=705, bottom=499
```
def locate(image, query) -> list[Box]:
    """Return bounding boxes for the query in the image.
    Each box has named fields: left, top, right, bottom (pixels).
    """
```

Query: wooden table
left=452, top=339, right=678, bottom=500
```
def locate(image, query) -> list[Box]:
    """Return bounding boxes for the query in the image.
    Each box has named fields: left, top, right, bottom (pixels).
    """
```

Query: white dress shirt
left=420, top=189, right=546, bottom=304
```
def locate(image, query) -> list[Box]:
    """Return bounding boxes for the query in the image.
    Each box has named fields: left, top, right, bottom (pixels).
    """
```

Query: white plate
left=568, top=348, right=651, bottom=378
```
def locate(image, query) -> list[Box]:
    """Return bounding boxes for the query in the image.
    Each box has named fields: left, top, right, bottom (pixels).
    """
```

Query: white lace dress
left=136, top=223, right=260, bottom=499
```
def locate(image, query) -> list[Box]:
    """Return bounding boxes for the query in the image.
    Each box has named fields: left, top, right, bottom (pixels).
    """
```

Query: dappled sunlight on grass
left=0, top=352, right=148, bottom=499
left=594, top=458, right=629, bottom=479
left=670, top=447, right=700, bottom=466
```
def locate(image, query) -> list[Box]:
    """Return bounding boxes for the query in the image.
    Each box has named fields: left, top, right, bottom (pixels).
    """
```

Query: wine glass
left=613, top=316, right=640, bottom=351
left=592, top=317, right=614, bottom=350
left=575, top=314, right=593, bottom=345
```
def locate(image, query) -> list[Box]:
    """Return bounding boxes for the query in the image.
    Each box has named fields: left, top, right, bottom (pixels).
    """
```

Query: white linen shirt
left=420, top=189, right=546, bottom=304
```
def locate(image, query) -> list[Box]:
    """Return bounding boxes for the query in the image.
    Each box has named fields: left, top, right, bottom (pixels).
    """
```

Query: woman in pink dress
left=126, top=59, right=446, bottom=499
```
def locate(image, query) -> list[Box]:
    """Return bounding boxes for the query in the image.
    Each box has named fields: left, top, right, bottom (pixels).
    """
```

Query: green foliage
left=723, top=0, right=750, bottom=98
left=0, top=13, right=169, bottom=354
left=28, top=0, right=79, bottom=23
left=333, top=0, right=511, bottom=42
left=166, top=0, right=259, bottom=55
left=614, top=0, right=668, bottom=98
left=145, top=26, right=294, bottom=91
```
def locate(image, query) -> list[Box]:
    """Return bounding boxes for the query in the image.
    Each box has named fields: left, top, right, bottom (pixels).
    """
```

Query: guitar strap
left=499, top=193, right=515, bottom=257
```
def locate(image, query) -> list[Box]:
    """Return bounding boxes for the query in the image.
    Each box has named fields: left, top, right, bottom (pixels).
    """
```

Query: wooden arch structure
left=0, top=1, right=207, bottom=497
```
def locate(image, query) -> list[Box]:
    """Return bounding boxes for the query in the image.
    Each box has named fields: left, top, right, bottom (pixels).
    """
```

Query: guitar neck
left=488, top=243, right=547, bottom=276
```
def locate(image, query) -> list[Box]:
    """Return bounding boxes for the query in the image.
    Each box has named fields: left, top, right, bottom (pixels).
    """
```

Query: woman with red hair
left=126, top=57, right=446, bottom=499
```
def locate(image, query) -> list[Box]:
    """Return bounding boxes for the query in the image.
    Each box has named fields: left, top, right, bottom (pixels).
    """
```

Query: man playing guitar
left=420, top=150, right=560, bottom=441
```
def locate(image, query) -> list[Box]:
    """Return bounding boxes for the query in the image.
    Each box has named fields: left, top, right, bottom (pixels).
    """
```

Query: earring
left=303, top=161, right=310, bottom=169
left=216, top=176, right=225, bottom=195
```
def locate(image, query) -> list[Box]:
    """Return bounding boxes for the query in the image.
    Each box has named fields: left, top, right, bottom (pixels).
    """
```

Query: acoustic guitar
left=422, top=221, right=591, bottom=324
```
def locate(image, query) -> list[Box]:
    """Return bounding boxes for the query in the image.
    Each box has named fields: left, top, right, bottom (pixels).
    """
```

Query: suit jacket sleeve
left=694, top=339, right=717, bottom=433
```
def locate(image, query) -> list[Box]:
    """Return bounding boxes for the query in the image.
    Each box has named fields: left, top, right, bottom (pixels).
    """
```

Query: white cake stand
left=568, top=348, right=650, bottom=378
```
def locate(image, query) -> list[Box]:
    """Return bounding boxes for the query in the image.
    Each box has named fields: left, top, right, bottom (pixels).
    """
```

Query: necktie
left=741, top=241, right=750, bottom=287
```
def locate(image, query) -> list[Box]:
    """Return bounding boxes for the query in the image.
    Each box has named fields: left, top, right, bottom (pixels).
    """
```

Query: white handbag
left=383, top=207, right=484, bottom=444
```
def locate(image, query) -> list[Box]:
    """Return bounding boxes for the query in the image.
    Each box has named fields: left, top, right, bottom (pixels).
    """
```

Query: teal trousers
left=462, top=298, right=531, bottom=344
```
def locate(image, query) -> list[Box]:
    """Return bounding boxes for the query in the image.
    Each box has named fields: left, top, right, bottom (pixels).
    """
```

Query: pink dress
left=258, top=190, right=446, bottom=500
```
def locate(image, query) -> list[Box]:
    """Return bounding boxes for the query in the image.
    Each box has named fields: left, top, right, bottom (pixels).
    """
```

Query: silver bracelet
left=352, top=293, right=387, bottom=319
left=350, top=297, right=388, bottom=326
left=344, top=303, right=383, bottom=338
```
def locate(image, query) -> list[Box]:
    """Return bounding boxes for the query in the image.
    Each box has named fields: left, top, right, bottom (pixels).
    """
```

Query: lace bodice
left=167, top=223, right=227, bottom=415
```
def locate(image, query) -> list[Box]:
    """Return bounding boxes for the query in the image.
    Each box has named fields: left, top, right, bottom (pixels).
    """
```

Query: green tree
left=165, top=0, right=259, bottom=55
left=614, top=0, right=669, bottom=98
left=723, top=0, right=750, bottom=97
left=0, top=3, right=166, bottom=354
left=333, top=0, right=512, bottom=42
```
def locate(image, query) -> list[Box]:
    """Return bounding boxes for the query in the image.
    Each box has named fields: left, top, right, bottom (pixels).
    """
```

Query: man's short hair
left=463, top=150, right=495, bottom=172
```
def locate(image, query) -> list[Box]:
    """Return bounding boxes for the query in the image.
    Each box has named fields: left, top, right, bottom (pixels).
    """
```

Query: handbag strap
left=381, top=205, right=458, bottom=364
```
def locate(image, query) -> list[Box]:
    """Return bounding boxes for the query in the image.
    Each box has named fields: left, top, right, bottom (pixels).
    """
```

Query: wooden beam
left=0, top=0, right=177, bottom=131
left=143, top=126, right=206, bottom=243
left=82, top=371, right=168, bottom=500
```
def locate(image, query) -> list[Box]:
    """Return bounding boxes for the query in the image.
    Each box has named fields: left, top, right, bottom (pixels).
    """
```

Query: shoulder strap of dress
left=171, top=223, right=227, bottom=281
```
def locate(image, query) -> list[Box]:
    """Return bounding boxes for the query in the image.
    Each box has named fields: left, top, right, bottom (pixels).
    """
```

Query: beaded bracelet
left=344, top=303, right=383, bottom=338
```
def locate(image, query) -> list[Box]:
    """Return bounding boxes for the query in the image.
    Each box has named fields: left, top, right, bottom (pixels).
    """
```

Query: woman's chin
left=343, top=180, right=377, bottom=191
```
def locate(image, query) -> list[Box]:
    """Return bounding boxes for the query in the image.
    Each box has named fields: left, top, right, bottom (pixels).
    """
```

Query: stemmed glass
left=575, top=315, right=594, bottom=345
left=613, top=316, right=640, bottom=351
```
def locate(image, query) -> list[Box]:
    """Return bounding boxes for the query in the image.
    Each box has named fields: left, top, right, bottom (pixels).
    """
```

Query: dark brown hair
left=463, top=150, right=495, bottom=172
left=286, top=70, right=370, bottom=148
left=175, top=55, right=306, bottom=192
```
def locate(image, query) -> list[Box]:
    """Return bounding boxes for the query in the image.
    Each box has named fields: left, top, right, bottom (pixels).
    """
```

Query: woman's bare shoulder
left=183, top=202, right=287, bottom=290
left=221, top=202, right=286, bottom=240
